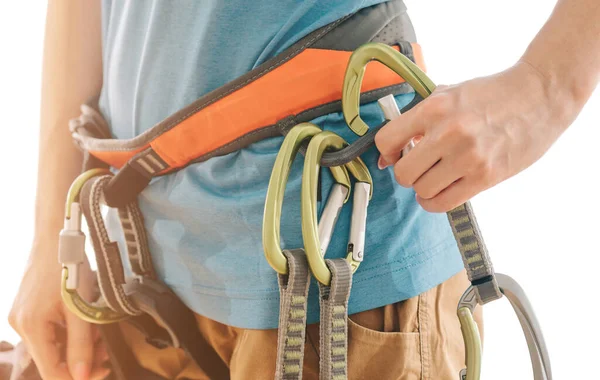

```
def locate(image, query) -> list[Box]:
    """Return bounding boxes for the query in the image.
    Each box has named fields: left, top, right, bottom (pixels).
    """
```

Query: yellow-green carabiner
left=458, top=306, right=483, bottom=380
left=59, top=168, right=129, bottom=324
left=61, top=268, right=129, bottom=324
left=342, top=42, right=437, bottom=136
left=301, top=131, right=373, bottom=285
left=263, top=123, right=351, bottom=275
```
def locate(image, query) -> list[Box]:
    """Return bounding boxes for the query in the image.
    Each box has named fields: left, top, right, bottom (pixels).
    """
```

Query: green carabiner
left=301, top=131, right=373, bottom=286
left=59, top=168, right=129, bottom=324
left=342, top=42, right=437, bottom=136
left=263, top=123, right=351, bottom=275
left=457, top=275, right=553, bottom=380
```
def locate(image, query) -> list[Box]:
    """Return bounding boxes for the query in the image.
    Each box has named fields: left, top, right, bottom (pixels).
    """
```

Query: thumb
left=65, top=312, right=95, bottom=380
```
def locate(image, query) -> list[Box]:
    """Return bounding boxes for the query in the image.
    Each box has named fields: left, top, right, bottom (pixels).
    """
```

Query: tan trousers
left=120, top=270, right=482, bottom=379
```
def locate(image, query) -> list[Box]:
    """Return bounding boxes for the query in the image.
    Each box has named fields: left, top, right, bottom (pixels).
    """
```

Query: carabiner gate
left=263, top=123, right=351, bottom=275
left=59, top=168, right=129, bottom=324
left=301, top=131, right=373, bottom=286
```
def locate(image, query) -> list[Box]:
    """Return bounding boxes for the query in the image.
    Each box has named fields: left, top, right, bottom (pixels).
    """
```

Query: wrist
left=513, top=58, right=585, bottom=130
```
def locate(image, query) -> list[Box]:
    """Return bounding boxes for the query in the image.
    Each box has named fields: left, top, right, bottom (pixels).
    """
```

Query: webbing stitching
left=127, top=202, right=155, bottom=277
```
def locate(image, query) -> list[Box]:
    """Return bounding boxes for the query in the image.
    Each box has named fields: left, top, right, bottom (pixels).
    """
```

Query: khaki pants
left=120, top=271, right=482, bottom=379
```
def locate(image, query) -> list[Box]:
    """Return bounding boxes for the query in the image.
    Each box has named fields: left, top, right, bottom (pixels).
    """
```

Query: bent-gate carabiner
left=342, top=42, right=436, bottom=136
left=59, top=168, right=130, bottom=324
left=263, top=123, right=351, bottom=275
left=301, top=131, right=373, bottom=286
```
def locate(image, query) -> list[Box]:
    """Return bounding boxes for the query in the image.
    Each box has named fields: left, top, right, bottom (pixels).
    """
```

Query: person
left=8, top=0, right=599, bottom=379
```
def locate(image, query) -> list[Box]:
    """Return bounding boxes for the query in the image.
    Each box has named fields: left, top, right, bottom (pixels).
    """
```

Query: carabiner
left=263, top=123, right=352, bottom=275
left=301, top=131, right=373, bottom=286
left=457, top=274, right=552, bottom=380
left=342, top=42, right=436, bottom=136
left=59, top=168, right=129, bottom=324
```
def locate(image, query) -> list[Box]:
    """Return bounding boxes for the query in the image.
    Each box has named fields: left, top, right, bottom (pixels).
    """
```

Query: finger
left=375, top=107, right=427, bottom=166
left=413, top=156, right=463, bottom=200
left=417, top=177, right=478, bottom=213
left=24, top=319, right=71, bottom=379
left=392, top=135, right=442, bottom=188
left=92, top=339, right=110, bottom=367
left=65, top=312, right=95, bottom=380
left=90, top=367, right=111, bottom=380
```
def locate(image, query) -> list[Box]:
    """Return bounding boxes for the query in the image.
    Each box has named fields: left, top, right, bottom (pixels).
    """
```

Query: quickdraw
left=340, top=42, right=553, bottom=380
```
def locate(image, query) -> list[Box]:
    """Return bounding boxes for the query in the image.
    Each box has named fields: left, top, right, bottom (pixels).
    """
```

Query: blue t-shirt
left=100, top=0, right=463, bottom=328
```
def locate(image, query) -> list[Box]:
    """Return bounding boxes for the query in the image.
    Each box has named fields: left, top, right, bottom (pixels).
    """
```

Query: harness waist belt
left=75, top=45, right=424, bottom=173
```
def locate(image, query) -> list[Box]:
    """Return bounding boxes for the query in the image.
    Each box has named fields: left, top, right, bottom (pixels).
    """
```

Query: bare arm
left=35, top=0, right=103, bottom=242
left=376, top=0, right=600, bottom=212
left=522, top=0, right=600, bottom=113
left=9, top=1, right=109, bottom=379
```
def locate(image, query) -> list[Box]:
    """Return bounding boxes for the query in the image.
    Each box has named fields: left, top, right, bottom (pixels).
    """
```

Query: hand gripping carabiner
left=301, top=131, right=373, bottom=286
left=263, top=123, right=352, bottom=275
left=344, top=42, right=552, bottom=380
left=342, top=42, right=436, bottom=136
left=59, top=169, right=129, bottom=324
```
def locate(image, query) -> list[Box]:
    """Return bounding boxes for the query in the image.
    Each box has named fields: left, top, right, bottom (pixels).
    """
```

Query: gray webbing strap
left=117, top=202, right=156, bottom=279
left=80, top=176, right=140, bottom=315
left=318, top=259, right=352, bottom=380
left=275, top=249, right=311, bottom=380
left=447, top=201, right=502, bottom=304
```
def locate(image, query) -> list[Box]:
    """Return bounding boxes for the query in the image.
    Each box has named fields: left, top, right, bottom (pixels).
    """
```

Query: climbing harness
left=56, top=0, right=552, bottom=378
left=340, top=42, right=552, bottom=380
left=59, top=2, right=428, bottom=378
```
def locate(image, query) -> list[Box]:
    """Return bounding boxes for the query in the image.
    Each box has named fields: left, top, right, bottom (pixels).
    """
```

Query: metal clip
left=263, top=123, right=351, bottom=275
left=301, top=131, right=373, bottom=286
left=59, top=168, right=129, bottom=324
left=342, top=42, right=436, bottom=136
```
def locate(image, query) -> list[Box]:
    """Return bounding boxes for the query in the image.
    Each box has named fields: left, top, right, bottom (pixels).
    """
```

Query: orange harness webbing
left=82, top=45, right=424, bottom=172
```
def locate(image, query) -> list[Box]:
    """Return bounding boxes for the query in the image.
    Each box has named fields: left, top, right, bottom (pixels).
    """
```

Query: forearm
left=34, top=1, right=102, bottom=246
left=521, top=0, right=600, bottom=119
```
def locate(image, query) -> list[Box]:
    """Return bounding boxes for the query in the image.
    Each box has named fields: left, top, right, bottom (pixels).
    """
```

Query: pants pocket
left=346, top=298, right=424, bottom=380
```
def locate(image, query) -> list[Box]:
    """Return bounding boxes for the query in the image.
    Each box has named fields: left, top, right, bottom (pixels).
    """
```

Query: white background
left=0, top=1, right=598, bottom=379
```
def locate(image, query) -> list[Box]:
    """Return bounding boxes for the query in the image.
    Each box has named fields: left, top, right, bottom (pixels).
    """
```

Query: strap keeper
left=104, top=163, right=152, bottom=208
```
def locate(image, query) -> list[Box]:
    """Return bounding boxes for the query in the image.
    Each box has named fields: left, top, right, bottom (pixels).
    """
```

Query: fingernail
left=377, top=156, right=387, bottom=170
left=91, top=367, right=112, bottom=380
left=73, top=362, right=91, bottom=380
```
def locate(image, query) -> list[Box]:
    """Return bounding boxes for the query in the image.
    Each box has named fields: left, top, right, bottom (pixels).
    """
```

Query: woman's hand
left=375, top=61, right=579, bottom=213
left=9, top=237, right=111, bottom=380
